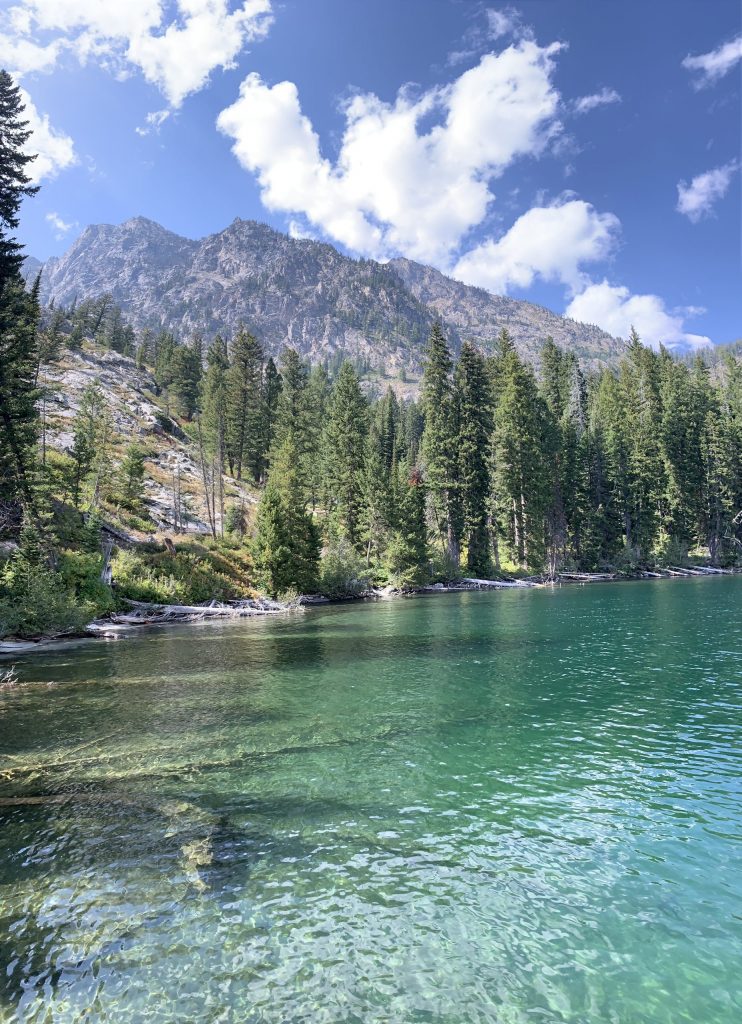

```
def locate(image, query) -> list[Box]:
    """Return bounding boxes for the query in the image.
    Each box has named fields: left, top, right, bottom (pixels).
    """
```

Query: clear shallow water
left=1, top=578, right=741, bottom=1024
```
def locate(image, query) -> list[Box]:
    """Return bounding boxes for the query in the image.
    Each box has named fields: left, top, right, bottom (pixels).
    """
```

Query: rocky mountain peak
left=33, top=216, right=625, bottom=372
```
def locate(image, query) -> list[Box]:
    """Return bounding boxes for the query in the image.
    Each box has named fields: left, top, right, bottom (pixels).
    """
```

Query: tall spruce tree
left=252, top=436, right=321, bottom=597
left=0, top=275, right=40, bottom=513
left=170, top=337, right=203, bottom=420
left=385, top=462, right=429, bottom=587
left=272, top=347, right=314, bottom=496
left=456, top=342, right=492, bottom=576
left=491, top=341, right=549, bottom=571
left=323, top=360, right=369, bottom=545
left=0, top=71, right=38, bottom=288
left=260, top=356, right=282, bottom=476
left=225, top=328, right=264, bottom=480
left=421, top=322, right=461, bottom=568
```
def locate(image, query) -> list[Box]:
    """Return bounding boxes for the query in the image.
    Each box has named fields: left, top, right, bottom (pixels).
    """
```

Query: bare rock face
left=35, top=217, right=625, bottom=371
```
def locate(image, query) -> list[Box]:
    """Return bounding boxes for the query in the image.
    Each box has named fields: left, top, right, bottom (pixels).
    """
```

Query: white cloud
left=676, top=160, right=739, bottom=223
left=0, top=32, right=63, bottom=74
left=565, top=280, right=712, bottom=350
left=218, top=39, right=565, bottom=265
left=45, top=210, right=77, bottom=238
left=20, top=87, right=77, bottom=182
left=486, top=8, right=521, bottom=40
left=573, top=87, right=621, bottom=114
left=1, top=1, right=273, bottom=107
left=287, top=219, right=317, bottom=241
left=126, top=0, right=273, bottom=107
left=452, top=198, right=619, bottom=294
left=135, top=108, right=171, bottom=136
left=683, top=33, right=742, bottom=86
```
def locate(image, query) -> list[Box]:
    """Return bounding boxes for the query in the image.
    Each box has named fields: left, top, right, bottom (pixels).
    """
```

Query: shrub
left=318, top=538, right=369, bottom=598
left=58, top=550, right=117, bottom=615
left=652, top=535, right=688, bottom=568
left=0, top=556, right=96, bottom=639
left=111, top=543, right=253, bottom=605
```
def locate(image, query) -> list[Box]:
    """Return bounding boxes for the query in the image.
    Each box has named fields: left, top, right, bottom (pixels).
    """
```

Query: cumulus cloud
left=218, top=39, right=565, bottom=265
left=0, top=0, right=273, bottom=107
left=565, top=280, right=712, bottom=350
left=676, top=160, right=739, bottom=223
left=683, top=33, right=742, bottom=86
left=45, top=211, right=77, bottom=238
left=452, top=198, right=619, bottom=294
left=573, top=87, right=621, bottom=114
left=20, top=87, right=76, bottom=182
left=0, top=32, right=63, bottom=74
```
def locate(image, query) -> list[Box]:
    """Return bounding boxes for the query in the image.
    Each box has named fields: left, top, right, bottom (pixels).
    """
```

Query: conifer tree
left=659, top=354, right=706, bottom=548
left=421, top=322, right=461, bottom=568
left=117, top=443, right=146, bottom=511
left=201, top=335, right=229, bottom=533
left=67, top=381, right=111, bottom=509
left=169, top=337, right=203, bottom=420
left=385, top=463, right=429, bottom=587
left=0, top=71, right=38, bottom=287
left=323, top=360, right=369, bottom=545
left=538, top=340, right=590, bottom=573
left=305, top=363, right=330, bottom=507
left=225, top=328, right=264, bottom=480
left=260, top=356, right=282, bottom=475
left=0, top=275, right=40, bottom=512
left=491, top=342, right=549, bottom=570
left=362, top=428, right=393, bottom=567
left=252, top=436, right=320, bottom=597
left=456, top=342, right=492, bottom=575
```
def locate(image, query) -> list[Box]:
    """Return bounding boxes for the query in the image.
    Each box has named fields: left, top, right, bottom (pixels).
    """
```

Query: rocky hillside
left=35, top=217, right=625, bottom=372
left=43, top=346, right=256, bottom=537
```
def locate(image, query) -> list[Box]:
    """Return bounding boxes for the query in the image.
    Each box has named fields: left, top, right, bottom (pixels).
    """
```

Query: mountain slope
left=389, top=257, right=623, bottom=366
left=36, top=217, right=625, bottom=371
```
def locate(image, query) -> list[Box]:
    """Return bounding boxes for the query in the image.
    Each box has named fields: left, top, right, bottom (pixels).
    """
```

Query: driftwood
left=104, top=596, right=292, bottom=627
left=557, top=572, right=616, bottom=581
left=460, top=577, right=536, bottom=589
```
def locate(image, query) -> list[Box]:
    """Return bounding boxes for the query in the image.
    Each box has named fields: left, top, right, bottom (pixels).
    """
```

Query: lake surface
left=1, top=578, right=741, bottom=1023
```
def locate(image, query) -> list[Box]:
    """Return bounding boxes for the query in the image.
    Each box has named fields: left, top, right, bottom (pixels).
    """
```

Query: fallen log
left=460, top=577, right=537, bottom=589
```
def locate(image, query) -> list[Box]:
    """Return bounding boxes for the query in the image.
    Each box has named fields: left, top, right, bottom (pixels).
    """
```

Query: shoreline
left=1, top=565, right=739, bottom=659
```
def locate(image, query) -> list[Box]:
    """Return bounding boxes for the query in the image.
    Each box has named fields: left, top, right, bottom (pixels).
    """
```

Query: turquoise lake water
left=0, top=577, right=741, bottom=1023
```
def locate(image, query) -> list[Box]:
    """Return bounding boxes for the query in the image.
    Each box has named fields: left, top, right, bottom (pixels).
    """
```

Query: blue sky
left=3, top=0, right=740, bottom=348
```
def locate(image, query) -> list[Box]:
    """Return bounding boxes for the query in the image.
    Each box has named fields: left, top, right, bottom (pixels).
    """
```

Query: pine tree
left=378, top=386, right=401, bottom=471
left=538, top=340, right=590, bottom=573
left=260, top=356, right=282, bottom=476
left=0, top=71, right=39, bottom=288
left=154, top=331, right=178, bottom=394
left=118, top=443, right=146, bottom=510
left=703, top=354, right=742, bottom=563
left=252, top=436, right=321, bottom=597
left=169, top=337, right=202, bottom=420
left=658, top=353, right=706, bottom=549
left=225, top=328, right=264, bottom=480
left=305, top=363, right=330, bottom=507
left=323, top=361, right=369, bottom=545
left=385, top=463, right=429, bottom=587
left=273, top=347, right=310, bottom=448
left=491, top=342, right=549, bottom=571
left=0, top=275, right=40, bottom=512
left=622, top=331, right=665, bottom=559
left=67, top=381, right=112, bottom=510
left=362, top=428, right=393, bottom=568
left=456, top=343, right=492, bottom=575
left=421, top=322, right=461, bottom=568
